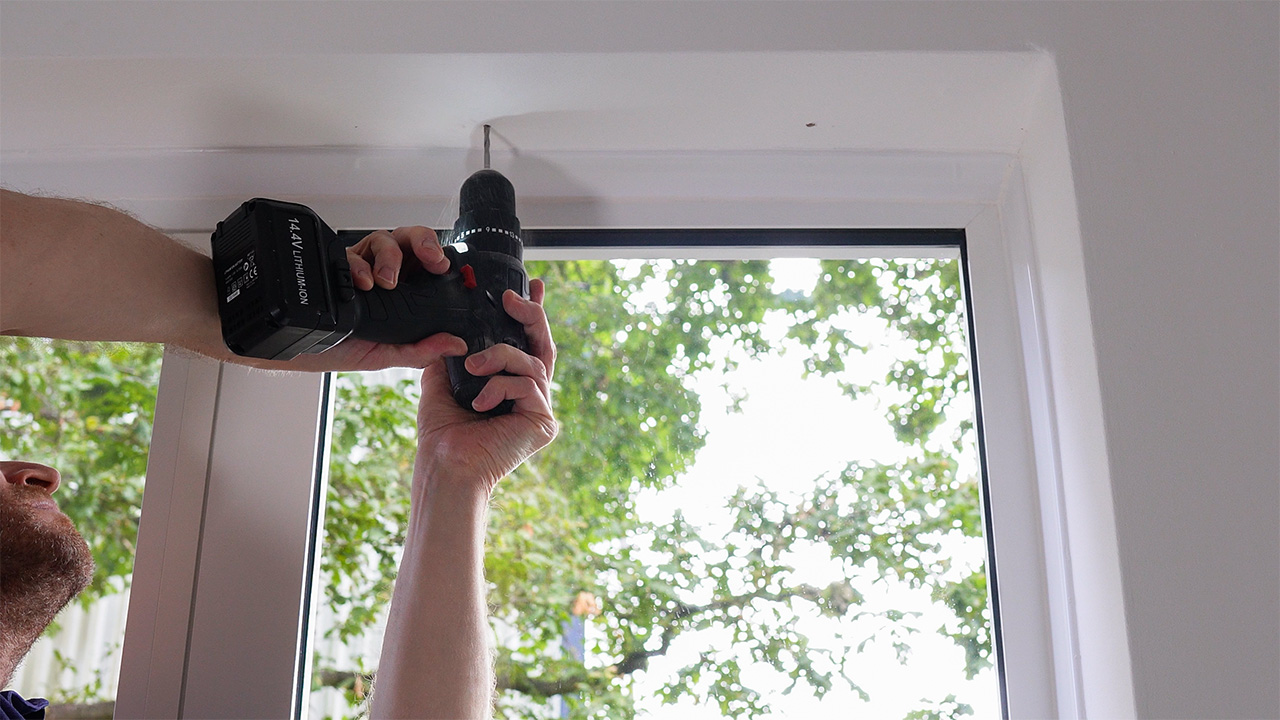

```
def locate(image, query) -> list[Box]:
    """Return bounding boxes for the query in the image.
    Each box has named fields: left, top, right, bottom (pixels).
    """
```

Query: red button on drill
left=459, top=264, right=478, bottom=289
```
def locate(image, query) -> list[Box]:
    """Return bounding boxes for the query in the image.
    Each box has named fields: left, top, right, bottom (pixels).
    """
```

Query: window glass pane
left=1, top=338, right=164, bottom=715
left=308, top=257, right=999, bottom=719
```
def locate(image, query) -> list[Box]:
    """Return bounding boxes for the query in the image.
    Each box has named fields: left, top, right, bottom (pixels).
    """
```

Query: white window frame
left=110, top=134, right=1127, bottom=719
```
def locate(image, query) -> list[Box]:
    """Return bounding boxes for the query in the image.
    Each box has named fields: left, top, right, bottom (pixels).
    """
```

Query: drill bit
left=483, top=124, right=491, bottom=169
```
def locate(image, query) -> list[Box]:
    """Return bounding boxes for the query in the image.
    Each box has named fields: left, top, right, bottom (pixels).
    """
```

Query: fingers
left=502, top=279, right=556, bottom=380
left=346, top=230, right=400, bottom=290
left=377, top=333, right=468, bottom=369
left=466, top=287, right=556, bottom=428
left=465, top=343, right=550, bottom=402
left=346, top=226, right=448, bottom=291
left=393, top=226, right=450, bottom=275
left=471, top=374, right=557, bottom=426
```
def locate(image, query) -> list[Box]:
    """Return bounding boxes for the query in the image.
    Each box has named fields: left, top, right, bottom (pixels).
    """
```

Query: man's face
left=0, top=461, right=94, bottom=606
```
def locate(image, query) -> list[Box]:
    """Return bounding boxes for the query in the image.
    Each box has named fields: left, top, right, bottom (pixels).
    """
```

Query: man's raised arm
left=0, top=190, right=467, bottom=370
left=0, top=190, right=226, bottom=352
left=371, top=281, right=557, bottom=719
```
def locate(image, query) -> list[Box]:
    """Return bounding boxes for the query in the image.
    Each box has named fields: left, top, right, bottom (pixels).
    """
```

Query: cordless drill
left=210, top=168, right=529, bottom=415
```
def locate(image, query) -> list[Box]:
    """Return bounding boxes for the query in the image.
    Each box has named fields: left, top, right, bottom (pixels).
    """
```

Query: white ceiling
left=1, top=53, right=1043, bottom=154
left=0, top=0, right=1048, bottom=157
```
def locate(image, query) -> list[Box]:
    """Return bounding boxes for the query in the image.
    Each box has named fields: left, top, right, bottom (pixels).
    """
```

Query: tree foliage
left=315, top=258, right=991, bottom=719
left=2, top=255, right=990, bottom=720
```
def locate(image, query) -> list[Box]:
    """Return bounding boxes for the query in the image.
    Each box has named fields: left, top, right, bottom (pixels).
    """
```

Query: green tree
left=1, top=257, right=989, bottom=720
left=314, top=258, right=991, bottom=720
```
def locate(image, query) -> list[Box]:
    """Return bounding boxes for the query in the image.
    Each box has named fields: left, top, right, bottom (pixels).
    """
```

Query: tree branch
left=609, top=580, right=853, bottom=679
left=313, top=667, right=373, bottom=700
left=45, top=701, right=114, bottom=720
left=304, top=581, right=858, bottom=704
left=494, top=660, right=594, bottom=697
left=614, top=620, right=679, bottom=676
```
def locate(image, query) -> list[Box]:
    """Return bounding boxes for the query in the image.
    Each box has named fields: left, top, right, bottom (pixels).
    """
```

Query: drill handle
left=348, top=244, right=529, bottom=415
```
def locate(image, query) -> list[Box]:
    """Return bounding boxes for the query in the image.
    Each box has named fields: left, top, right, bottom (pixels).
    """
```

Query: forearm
left=371, top=454, right=493, bottom=719
left=0, top=190, right=238, bottom=360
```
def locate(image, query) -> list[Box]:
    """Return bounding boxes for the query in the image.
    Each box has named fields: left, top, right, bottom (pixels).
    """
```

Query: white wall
left=2, top=3, right=1276, bottom=718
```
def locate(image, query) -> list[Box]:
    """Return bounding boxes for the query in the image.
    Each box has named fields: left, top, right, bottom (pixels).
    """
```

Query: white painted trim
left=297, top=378, right=337, bottom=718
left=119, top=356, right=330, bottom=720
left=171, top=234, right=962, bottom=263
left=962, top=205, right=1059, bottom=717
left=996, top=162, right=1088, bottom=718
left=179, top=365, right=328, bottom=719
left=1008, top=60, right=1135, bottom=719
left=0, top=148, right=1007, bottom=233
left=117, top=350, right=222, bottom=720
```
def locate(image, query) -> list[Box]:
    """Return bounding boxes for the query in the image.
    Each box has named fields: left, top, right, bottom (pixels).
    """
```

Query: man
left=0, top=189, right=557, bottom=719
left=0, top=461, right=91, bottom=719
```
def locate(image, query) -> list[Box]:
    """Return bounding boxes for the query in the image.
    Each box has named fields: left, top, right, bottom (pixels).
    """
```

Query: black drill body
left=211, top=169, right=529, bottom=415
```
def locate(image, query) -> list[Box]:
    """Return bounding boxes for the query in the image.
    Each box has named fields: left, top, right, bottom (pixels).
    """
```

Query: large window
left=306, top=233, right=1002, bottom=718
left=116, top=211, right=1070, bottom=720
left=1, top=338, right=163, bottom=717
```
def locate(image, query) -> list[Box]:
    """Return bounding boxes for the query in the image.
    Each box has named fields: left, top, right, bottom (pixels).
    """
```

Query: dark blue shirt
left=0, top=691, right=46, bottom=720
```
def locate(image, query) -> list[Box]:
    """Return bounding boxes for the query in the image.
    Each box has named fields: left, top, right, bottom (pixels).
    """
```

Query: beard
left=0, top=487, right=95, bottom=618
